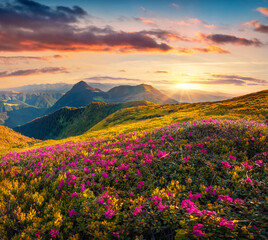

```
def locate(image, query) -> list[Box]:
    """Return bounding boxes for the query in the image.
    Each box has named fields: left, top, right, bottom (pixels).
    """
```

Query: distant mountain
left=15, top=101, right=156, bottom=140
left=161, top=89, right=233, bottom=103
left=49, top=81, right=177, bottom=112
left=107, top=84, right=177, bottom=105
left=0, top=91, right=62, bottom=127
left=49, top=81, right=107, bottom=113
left=2, top=83, right=72, bottom=93
left=0, top=125, right=33, bottom=153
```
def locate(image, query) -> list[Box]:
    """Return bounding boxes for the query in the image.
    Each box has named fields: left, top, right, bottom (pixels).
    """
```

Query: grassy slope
left=0, top=125, right=35, bottom=154
left=24, top=90, right=267, bottom=151
left=15, top=101, right=156, bottom=140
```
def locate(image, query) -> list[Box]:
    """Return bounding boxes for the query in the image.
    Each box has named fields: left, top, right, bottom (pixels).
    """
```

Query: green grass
left=18, top=89, right=267, bottom=152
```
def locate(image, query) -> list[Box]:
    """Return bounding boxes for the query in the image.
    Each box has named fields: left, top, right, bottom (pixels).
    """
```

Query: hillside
left=1, top=119, right=267, bottom=239
left=15, top=101, right=157, bottom=140
left=0, top=125, right=34, bottom=153
left=49, top=81, right=177, bottom=112
left=21, top=89, right=268, bottom=152
left=107, top=84, right=177, bottom=105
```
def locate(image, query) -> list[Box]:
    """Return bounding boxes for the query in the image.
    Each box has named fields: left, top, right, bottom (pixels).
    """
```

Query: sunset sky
left=0, top=0, right=268, bottom=95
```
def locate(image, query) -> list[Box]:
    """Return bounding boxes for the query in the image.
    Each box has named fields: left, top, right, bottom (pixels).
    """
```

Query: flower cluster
left=0, top=119, right=266, bottom=239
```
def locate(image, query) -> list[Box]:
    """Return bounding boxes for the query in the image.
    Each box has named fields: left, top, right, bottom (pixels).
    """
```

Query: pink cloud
left=256, top=7, right=268, bottom=16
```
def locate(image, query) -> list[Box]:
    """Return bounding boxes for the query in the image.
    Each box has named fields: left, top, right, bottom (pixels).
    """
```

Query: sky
left=0, top=0, right=268, bottom=95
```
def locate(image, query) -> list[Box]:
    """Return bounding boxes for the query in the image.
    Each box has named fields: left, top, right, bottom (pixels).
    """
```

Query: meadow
left=0, top=119, right=267, bottom=239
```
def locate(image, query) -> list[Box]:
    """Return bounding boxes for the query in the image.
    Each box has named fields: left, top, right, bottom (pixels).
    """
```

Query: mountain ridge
left=49, top=81, right=177, bottom=112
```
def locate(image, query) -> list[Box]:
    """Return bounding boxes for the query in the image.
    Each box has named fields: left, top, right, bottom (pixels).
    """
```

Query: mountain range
left=49, top=81, right=177, bottom=112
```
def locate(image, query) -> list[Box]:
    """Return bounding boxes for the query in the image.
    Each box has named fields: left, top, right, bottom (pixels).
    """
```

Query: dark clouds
left=0, top=0, right=172, bottom=53
left=198, top=33, right=263, bottom=46
left=190, top=74, right=268, bottom=86
left=244, top=20, right=268, bottom=34
left=0, top=55, right=63, bottom=63
left=0, top=67, right=68, bottom=77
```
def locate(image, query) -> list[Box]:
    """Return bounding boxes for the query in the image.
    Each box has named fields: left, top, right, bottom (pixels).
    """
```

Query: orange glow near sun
left=175, top=83, right=200, bottom=90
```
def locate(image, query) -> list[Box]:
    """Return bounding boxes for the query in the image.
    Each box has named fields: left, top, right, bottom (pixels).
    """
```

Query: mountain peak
left=70, top=81, right=103, bottom=93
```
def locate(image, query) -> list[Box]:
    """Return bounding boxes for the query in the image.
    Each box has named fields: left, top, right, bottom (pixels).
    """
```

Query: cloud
left=153, top=71, right=169, bottom=74
left=188, top=18, right=215, bottom=29
left=197, top=33, right=263, bottom=46
left=0, top=55, right=64, bottom=63
left=118, top=69, right=126, bottom=72
left=140, top=6, right=147, bottom=13
left=190, top=74, right=268, bottom=86
left=134, top=17, right=156, bottom=25
left=177, top=45, right=230, bottom=54
left=141, top=30, right=190, bottom=42
left=0, top=67, right=68, bottom=78
left=0, top=0, right=172, bottom=53
left=244, top=20, right=268, bottom=33
left=256, top=7, right=268, bottom=16
left=170, top=3, right=179, bottom=9
left=84, top=76, right=142, bottom=82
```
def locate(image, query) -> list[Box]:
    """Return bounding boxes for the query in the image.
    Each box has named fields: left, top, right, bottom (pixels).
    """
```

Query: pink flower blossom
left=242, top=162, right=253, bottom=170
left=49, top=229, right=59, bottom=238
left=71, top=192, right=78, bottom=197
left=185, top=144, right=192, bottom=150
left=188, top=191, right=201, bottom=200
left=221, top=161, right=231, bottom=169
left=104, top=208, right=115, bottom=218
left=138, top=181, right=144, bottom=189
left=183, top=156, right=190, bottom=162
left=132, top=206, right=144, bottom=216
left=136, top=170, right=142, bottom=175
left=229, top=155, right=237, bottom=161
left=158, top=202, right=168, bottom=212
left=68, top=209, right=77, bottom=217
left=219, top=218, right=236, bottom=229
left=246, top=177, right=252, bottom=183
left=234, top=198, right=243, bottom=205
left=255, top=160, right=263, bottom=166
left=218, top=195, right=233, bottom=203
left=192, top=230, right=204, bottom=236
left=206, top=186, right=216, bottom=195
left=193, top=223, right=204, bottom=230
left=102, top=171, right=108, bottom=179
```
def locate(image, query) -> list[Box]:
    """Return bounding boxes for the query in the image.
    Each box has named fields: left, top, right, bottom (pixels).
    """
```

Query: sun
left=175, top=83, right=199, bottom=90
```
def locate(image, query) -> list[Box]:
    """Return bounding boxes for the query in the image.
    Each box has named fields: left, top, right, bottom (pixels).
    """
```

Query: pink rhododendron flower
left=104, top=208, right=115, bottom=218
left=219, top=218, right=236, bottom=229
left=138, top=181, right=144, bottom=189
left=218, top=195, right=233, bottom=203
left=192, top=230, right=204, bottom=236
left=246, top=177, right=252, bottom=183
left=158, top=202, right=168, bottom=211
left=255, top=160, right=263, bottom=166
left=221, top=161, right=231, bottom=168
left=183, top=156, right=190, bottom=162
left=229, top=155, right=237, bottom=161
left=68, top=209, right=77, bottom=217
left=193, top=223, right=204, bottom=230
left=136, top=170, right=142, bottom=175
left=113, top=232, right=121, bottom=238
left=242, top=162, right=253, bottom=170
left=234, top=198, right=243, bottom=205
left=49, top=229, right=59, bottom=238
left=206, top=186, right=216, bottom=195
left=188, top=191, right=201, bottom=200
left=71, top=192, right=78, bottom=197
left=102, top=171, right=108, bottom=179
left=132, top=206, right=144, bottom=216
left=185, top=144, right=192, bottom=150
